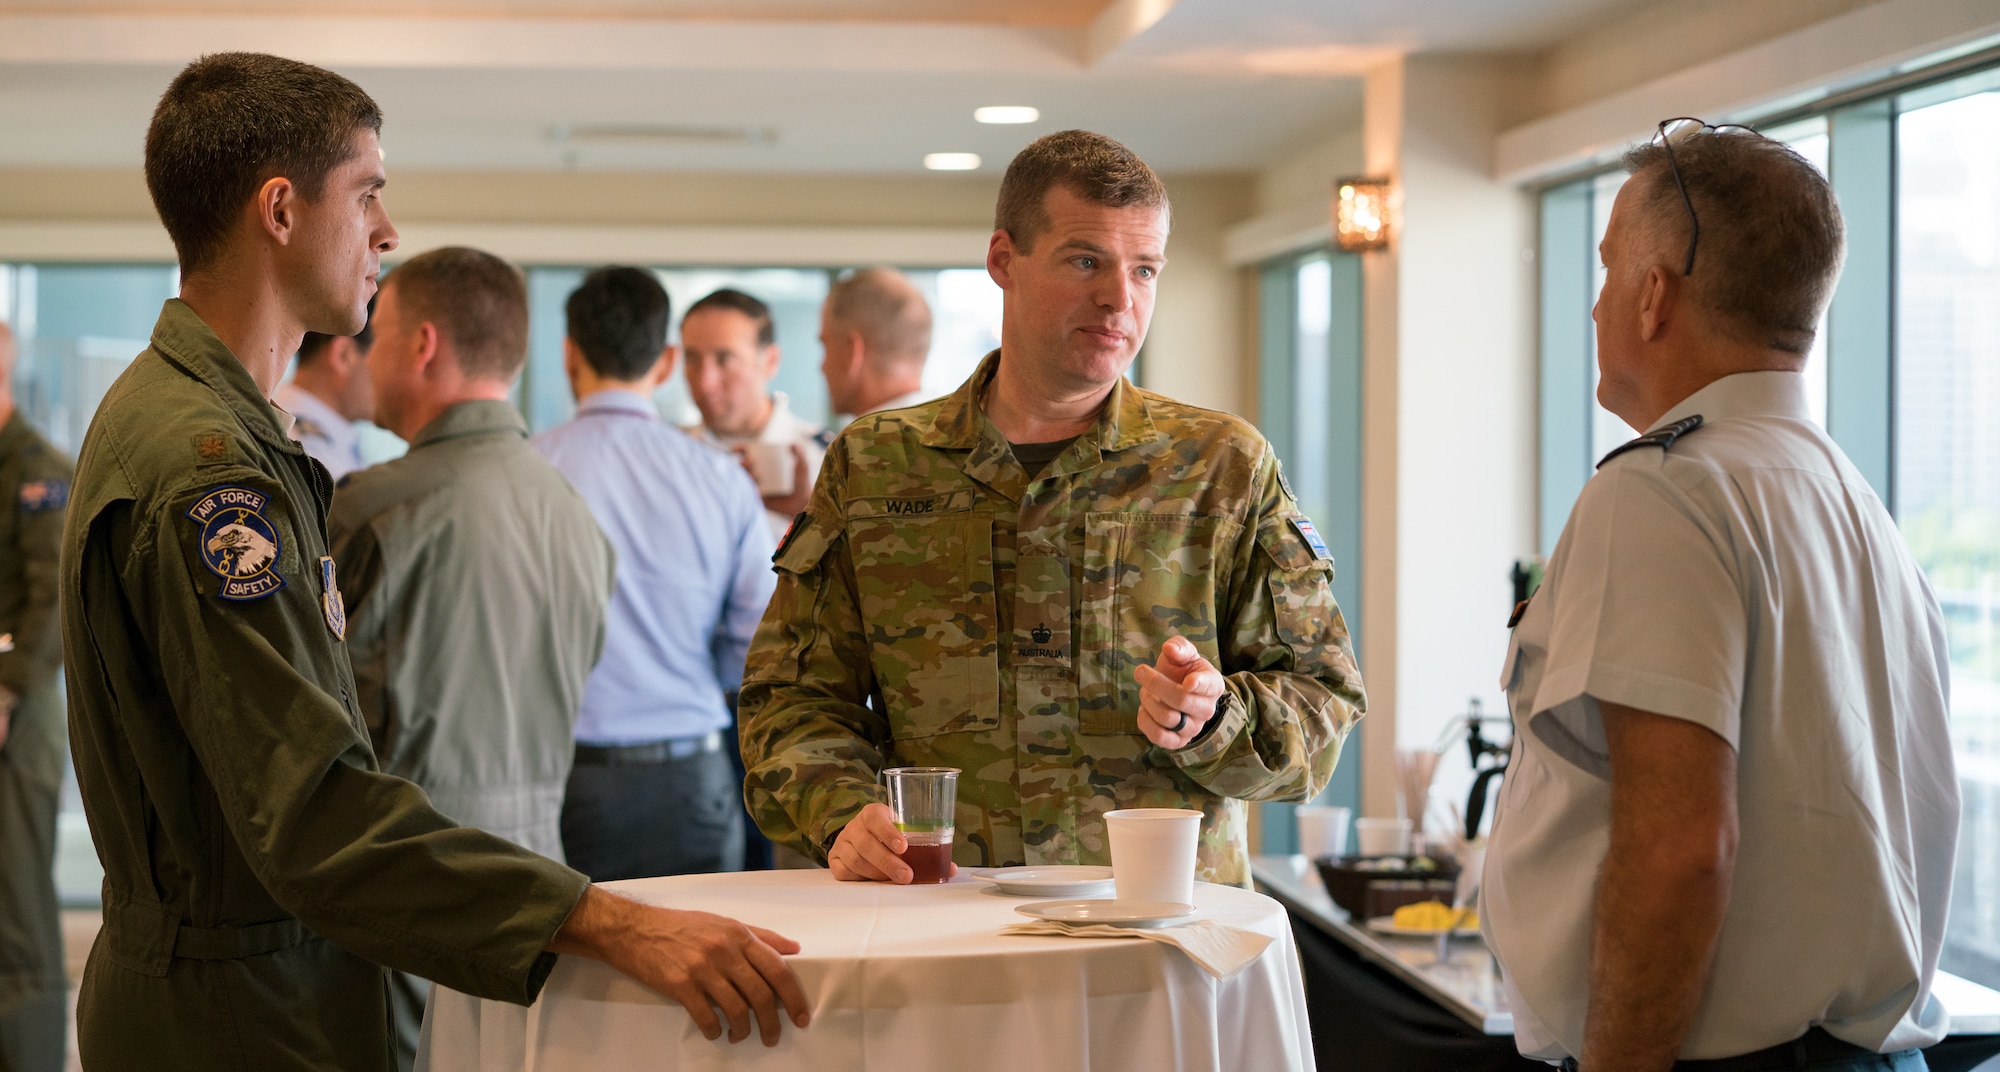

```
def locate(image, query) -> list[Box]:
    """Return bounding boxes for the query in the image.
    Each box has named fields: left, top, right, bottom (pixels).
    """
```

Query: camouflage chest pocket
left=847, top=492, right=1000, bottom=739
left=1078, top=512, right=1239, bottom=736
left=1257, top=514, right=1344, bottom=674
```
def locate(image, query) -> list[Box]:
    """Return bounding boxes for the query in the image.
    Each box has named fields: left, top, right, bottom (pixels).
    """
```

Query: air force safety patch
left=319, top=556, right=346, bottom=640
left=188, top=486, right=286, bottom=601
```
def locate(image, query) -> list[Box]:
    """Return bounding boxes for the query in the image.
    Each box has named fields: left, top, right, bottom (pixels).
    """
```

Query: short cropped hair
left=297, top=295, right=376, bottom=366
left=383, top=247, right=528, bottom=383
left=145, top=53, right=383, bottom=276
left=826, top=267, right=932, bottom=363
left=683, top=288, right=775, bottom=347
left=1622, top=129, right=1844, bottom=354
left=995, top=130, right=1170, bottom=253
left=566, top=267, right=671, bottom=382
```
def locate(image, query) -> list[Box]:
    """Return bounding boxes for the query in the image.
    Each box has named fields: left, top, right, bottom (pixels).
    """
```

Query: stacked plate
left=970, top=865, right=1117, bottom=898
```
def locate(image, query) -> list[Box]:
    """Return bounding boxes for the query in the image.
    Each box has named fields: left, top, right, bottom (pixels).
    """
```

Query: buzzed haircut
left=145, top=52, right=383, bottom=276
left=683, top=288, right=776, bottom=347
left=383, top=247, right=529, bottom=383
left=826, top=267, right=932, bottom=364
left=566, top=266, right=671, bottom=382
left=995, top=130, right=1170, bottom=254
left=297, top=294, right=377, bottom=366
left=1622, top=129, right=1844, bottom=355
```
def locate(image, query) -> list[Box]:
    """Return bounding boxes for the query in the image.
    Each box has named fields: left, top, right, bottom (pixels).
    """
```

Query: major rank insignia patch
left=319, top=556, right=346, bottom=640
left=188, top=486, right=286, bottom=601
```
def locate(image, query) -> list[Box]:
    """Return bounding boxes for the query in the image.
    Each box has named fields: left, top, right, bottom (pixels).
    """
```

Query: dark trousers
left=561, top=746, right=743, bottom=882
left=0, top=743, right=64, bottom=1072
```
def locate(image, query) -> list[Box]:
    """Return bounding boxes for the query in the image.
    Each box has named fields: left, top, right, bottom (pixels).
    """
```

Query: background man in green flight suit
left=741, top=130, right=1368, bottom=888
left=329, top=246, right=617, bottom=1072
left=60, top=53, right=807, bottom=1071
left=0, top=319, right=73, bottom=1072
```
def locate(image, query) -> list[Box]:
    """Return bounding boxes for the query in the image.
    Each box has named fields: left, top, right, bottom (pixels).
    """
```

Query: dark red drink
left=898, top=839, right=953, bottom=884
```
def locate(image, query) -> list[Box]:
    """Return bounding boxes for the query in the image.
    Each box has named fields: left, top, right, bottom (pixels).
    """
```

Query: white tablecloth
left=417, top=869, right=1313, bottom=1072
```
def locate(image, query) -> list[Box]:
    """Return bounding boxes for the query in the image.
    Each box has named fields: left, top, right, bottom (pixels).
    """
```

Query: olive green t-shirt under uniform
left=59, top=299, right=590, bottom=1072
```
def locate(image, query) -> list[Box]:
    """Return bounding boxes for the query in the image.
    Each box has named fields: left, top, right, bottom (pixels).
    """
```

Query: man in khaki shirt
left=329, top=247, right=616, bottom=1070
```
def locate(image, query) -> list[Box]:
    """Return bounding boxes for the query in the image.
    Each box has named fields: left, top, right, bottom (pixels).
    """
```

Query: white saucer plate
left=1015, top=899, right=1196, bottom=928
left=971, top=865, right=1117, bottom=898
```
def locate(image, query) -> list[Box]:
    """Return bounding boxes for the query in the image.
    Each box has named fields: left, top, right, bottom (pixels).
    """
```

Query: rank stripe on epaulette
left=1596, top=414, right=1704, bottom=469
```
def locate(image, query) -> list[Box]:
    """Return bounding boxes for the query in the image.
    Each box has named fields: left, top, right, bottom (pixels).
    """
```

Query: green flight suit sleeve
left=739, top=449, right=889, bottom=864
left=0, top=450, right=70, bottom=702
left=1169, top=448, right=1366, bottom=802
left=123, top=469, right=589, bottom=1005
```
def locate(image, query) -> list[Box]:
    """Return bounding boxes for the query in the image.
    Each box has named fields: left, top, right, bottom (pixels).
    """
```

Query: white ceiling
left=0, top=0, right=1657, bottom=175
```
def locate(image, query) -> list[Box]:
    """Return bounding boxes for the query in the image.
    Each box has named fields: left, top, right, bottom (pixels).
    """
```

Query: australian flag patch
left=18, top=479, right=67, bottom=512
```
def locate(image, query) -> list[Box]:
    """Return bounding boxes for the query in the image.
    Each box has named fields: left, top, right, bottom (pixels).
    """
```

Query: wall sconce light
left=1333, top=176, right=1393, bottom=252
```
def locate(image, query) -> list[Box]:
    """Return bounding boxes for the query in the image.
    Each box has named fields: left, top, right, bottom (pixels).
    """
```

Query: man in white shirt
left=275, top=302, right=374, bottom=481
left=1484, top=121, right=1958, bottom=1072
left=819, top=267, right=932, bottom=420
left=681, top=288, right=830, bottom=538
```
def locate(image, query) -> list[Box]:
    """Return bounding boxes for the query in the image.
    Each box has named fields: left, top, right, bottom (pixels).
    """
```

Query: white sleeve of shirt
left=1529, top=462, right=1748, bottom=778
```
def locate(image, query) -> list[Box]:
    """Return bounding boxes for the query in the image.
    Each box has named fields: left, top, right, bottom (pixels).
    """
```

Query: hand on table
left=828, top=801, right=957, bottom=884
left=549, top=884, right=810, bottom=1046
left=1132, top=635, right=1227, bottom=750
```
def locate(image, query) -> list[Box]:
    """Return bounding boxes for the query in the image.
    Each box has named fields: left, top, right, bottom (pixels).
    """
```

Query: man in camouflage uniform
left=741, top=130, right=1365, bottom=887
left=0, top=320, right=72, bottom=1072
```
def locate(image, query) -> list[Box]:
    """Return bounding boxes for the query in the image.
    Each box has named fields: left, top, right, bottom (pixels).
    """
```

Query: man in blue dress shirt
left=534, top=266, right=777, bottom=880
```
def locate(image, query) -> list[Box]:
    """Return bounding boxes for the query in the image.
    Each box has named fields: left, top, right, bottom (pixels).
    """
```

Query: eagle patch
left=188, top=486, right=286, bottom=601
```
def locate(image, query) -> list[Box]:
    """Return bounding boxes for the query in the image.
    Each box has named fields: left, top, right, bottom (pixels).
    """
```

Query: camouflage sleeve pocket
left=745, top=516, right=840, bottom=685
left=1256, top=514, right=1344, bottom=673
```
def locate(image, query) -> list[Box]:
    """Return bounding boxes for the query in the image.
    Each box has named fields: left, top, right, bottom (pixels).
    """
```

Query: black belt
left=574, top=732, right=724, bottom=766
left=1563, top=1029, right=1906, bottom=1072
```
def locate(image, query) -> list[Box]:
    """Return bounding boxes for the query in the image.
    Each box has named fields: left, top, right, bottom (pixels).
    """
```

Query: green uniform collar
left=409, top=398, right=529, bottom=449
left=146, top=298, right=304, bottom=459
left=923, top=350, right=1161, bottom=456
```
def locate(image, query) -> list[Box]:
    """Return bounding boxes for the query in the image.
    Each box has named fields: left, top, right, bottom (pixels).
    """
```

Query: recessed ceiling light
left=974, top=106, right=1039, bottom=125
left=925, top=152, right=982, bottom=171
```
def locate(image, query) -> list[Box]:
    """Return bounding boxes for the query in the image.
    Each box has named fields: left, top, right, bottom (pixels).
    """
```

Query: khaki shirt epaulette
left=60, top=300, right=589, bottom=1070
left=0, top=411, right=74, bottom=786
left=741, top=350, right=1366, bottom=886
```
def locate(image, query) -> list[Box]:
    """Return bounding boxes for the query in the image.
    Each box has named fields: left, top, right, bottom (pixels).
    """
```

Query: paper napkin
left=1000, top=918, right=1273, bottom=979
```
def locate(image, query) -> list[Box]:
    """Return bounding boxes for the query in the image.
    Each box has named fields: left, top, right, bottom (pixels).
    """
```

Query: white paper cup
left=1295, top=805, right=1351, bottom=860
left=1105, top=808, right=1201, bottom=905
left=1354, top=816, right=1413, bottom=857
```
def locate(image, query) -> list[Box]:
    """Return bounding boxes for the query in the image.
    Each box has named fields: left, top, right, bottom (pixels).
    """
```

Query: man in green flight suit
left=741, top=130, right=1368, bottom=888
left=329, top=246, right=617, bottom=1072
left=61, top=53, right=807, bottom=1072
left=0, top=319, right=73, bottom=1072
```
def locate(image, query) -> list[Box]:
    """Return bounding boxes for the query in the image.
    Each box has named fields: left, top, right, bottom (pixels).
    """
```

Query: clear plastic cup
left=882, top=767, right=959, bottom=883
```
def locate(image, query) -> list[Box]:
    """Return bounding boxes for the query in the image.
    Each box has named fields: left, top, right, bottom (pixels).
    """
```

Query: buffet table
left=417, top=869, right=1312, bottom=1072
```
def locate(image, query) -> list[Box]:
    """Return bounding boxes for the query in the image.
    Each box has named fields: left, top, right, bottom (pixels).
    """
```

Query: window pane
left=1896, top=87, right=2000, bottom=990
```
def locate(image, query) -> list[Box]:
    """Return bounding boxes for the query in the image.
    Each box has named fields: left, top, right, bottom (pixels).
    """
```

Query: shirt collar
left=410, top=399, right=529, bottom=449
left=274, top=381, right=358, bottom=449
left=1650, top=370, right=1812, bottom=433
left=920, top=350, right=1160, bottom=455
left=148, top=298, right=301, bottom=456
left=577, top=388, right=660, bottom=420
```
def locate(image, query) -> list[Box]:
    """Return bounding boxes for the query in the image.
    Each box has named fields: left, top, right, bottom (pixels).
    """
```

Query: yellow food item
left=1392, top=900, right=1477, bottom=930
